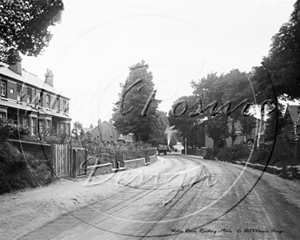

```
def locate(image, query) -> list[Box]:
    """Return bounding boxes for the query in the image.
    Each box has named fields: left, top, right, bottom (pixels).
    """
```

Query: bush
left=0, top=118, right=29, bottom=142
left=0, top=144, right=54, bottom=195
left=204, top=144, right=250, bottom=162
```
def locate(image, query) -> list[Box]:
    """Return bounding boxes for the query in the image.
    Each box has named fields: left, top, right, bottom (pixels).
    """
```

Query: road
left=20, top=155, right=300, bottom=240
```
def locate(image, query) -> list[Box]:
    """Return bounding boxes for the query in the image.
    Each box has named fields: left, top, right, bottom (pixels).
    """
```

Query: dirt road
left=19, top=155, right=300, bottom=240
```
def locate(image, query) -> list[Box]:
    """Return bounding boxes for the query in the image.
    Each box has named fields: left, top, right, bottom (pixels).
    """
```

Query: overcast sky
left=21, top=0, right=295, bottom=127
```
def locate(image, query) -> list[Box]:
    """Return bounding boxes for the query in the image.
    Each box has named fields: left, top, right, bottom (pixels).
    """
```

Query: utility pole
left=185, top=138, right=187, bottom=155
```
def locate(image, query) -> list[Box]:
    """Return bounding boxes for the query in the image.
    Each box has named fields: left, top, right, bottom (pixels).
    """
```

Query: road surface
left=20, top=155, right=300, bottom=240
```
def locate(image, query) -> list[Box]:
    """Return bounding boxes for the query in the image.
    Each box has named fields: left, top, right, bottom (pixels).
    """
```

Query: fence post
left=51, top=144, right=55, bottom=178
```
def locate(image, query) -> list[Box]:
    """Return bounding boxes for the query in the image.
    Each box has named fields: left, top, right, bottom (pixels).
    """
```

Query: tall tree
left=168, top=95, right=205, bottom=149
left=149, top=110, right=168, bottom=146
left=111, top=60, right=160, bottom=142
left=0, top=0, right=64, bottom=64
left=190, top=73, right=230, bottom=148
left=252, top=0, right=300, bottom=100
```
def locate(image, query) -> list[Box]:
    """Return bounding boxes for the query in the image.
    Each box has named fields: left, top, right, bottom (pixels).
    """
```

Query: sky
left=20, top=0, right=296, bottom=128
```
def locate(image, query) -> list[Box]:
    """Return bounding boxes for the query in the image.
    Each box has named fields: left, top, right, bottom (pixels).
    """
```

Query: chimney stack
left=45, top=69, right=54, bottom=87
left=8, top=61, right=22, bottom=75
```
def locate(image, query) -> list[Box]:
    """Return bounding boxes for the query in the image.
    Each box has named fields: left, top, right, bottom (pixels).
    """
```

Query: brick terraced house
left=0, top=62, right=71, bottom=137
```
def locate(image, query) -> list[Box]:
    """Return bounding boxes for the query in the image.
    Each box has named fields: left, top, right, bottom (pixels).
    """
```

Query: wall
left=8, top=139, right=52, bottom=161
left=124, top=157, right=145, bottom=169
left=86, top=163, right=112, bottom=177
left=85, top=154, right=158, bottom=178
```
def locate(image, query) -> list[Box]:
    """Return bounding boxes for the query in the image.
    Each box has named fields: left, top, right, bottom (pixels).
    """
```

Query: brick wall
left=8, top=139, right=52, bottom=161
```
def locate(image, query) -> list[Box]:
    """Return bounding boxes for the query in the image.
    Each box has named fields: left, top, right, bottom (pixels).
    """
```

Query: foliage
left=0, top=144, right=53, bottom=194
left=0, top=118, right=30, bottom=143
left=111, top=60, right=160, bottom=142
left=72, top=121, right=84, bottom=138
left=264, top=102, right=286, bottom=142
left=251, top=1, right=300, bottom=100
left=190, top=73, right=230, bottom=148
left=168, top=95, right=205, bottom=149
left=0, top=0, right=64, bottom=64
left=189, top=70, right=259, bottom=147
left=240, top=116, right=257, bottom=139
left=216, top=144, right=250, bottom=162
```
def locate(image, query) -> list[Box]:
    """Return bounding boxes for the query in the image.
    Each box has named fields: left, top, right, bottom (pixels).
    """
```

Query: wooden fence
left=52, top=144, right=87, bottom=178
left=52, top=144, right=70, bottom=178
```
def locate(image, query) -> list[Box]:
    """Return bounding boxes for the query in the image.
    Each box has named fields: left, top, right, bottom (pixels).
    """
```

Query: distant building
left=91, top=120, right=134, bottom=143
left=91, top=120, right=118, bottom=142
left=204, top=116, right=266, bottom=148
left=0, top=61, right=71, bottom=136
left=284, top=104, right=300, bottom=144
left=83, top=124, right=94, bottom=134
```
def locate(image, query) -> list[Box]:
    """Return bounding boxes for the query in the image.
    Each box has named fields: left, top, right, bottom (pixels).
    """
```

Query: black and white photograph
left=0, top=0, right=300, bottom=239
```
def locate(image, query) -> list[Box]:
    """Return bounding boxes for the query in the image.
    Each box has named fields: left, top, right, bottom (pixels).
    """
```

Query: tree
left=219, top=69, right=254, bottom=145
left=111, top=60, right=160, bottom=142
left=149, top=110, right=168, bottom=146
left=190, top=73, right=230, bottom=148
left=264, top=103, right=286, bottom=142
left=72, top=121, right=84, bottom=139
left=168, top=95, right=205, bottom=149
left=240, top=116, right=256, bottom=140
left=0, top=0, right=64, bottom=64
left=252, top=1, right=300, bottom=100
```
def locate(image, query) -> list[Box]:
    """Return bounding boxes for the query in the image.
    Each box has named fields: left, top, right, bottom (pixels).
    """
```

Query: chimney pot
left=45, top=69, right=54, bottom=87
left=8, top=61, right=22, bottom=75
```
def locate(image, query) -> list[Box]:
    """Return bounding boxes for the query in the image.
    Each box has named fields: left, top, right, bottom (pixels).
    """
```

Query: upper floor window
left=63, top=100, right=67, bottom=113
left=46, top=95, right=50, bottom=108
left=1, top=81, right=7, bottom=98
left=27, top=88, right=32, bottom=103
left=16, top=85, right=21, bottom=101
left=22, top=116, right=28, bottom=127
left=57, top=97, right=60, bottom=111
left=39, top=91, right=43, bottom=107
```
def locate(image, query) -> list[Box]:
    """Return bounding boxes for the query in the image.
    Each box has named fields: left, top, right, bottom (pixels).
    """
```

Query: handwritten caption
left=171, top=228, right=284, bottom=235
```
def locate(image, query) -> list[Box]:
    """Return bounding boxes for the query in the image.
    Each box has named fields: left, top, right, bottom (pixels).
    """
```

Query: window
left=66, top=123, right=70, bottom=135
left=1, top=81, right=7, bottom=97
left=39, top=119, right=44, bottom=133
left=46, top=95, right=50, bottom=108
left=46, top=120, right=51, bottom=130
left=63, top=100, right=66, bottom=113
left=27, top=88, right=32, bottom=103
left=32, top=118, right=36, bottom=135
left=0, top=112, right=6, bottom=119
left=22, top=116, right=28, bottom=127
left=57, top=97, right=60, bottom=111
left=60, top=122, right=65, bottom=134
left=16, top=85, right=21, bottom=101
left=39, top=91, right=43, bottom=107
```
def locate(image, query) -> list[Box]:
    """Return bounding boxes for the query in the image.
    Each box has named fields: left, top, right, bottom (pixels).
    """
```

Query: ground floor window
left=32, top=118, right=37, bottom=135
left=60, top=122, right=65, bottom=134
left=22, top=116, right=28, bottom=127
left=0, top=111, right=6, bottom=119
left=66, top=123, right=70, bottom=136
left=39, top=119, right=44, bottom=134
left=46, top=119, right=51, bottom=130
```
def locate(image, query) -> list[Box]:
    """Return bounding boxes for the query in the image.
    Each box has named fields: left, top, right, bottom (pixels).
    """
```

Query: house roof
left=101, top=121, right=116, bottom=129
left=286, top=105, right=300, bottom=126
left=0, top=65, right=69, bottom=99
